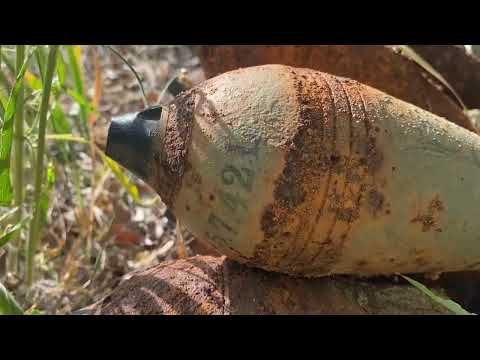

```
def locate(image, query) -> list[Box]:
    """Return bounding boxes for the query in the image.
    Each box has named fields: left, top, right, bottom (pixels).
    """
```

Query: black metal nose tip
left=106, top=106, right=163, bottom=180
left=136, top=105, right=163, bottom=121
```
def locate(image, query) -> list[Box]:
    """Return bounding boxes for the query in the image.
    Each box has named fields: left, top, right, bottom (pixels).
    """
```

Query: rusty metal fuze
left=106, top=64, right=480, bottom=279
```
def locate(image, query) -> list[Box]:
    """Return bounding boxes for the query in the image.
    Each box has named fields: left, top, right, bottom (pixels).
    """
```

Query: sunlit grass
left=0, top=45, right=147, bottom=296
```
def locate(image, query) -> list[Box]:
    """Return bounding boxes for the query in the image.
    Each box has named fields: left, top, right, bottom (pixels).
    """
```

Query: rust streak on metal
left=330, top=80, right=357, bottom=245
left=308, top=76, right=355, bottom=270
left=153, top=90, right=196, bottom=208
left=265, top=70, right=343, bottom=272
left=339, top=84, right=371, bottom=241
left=411, top=195, right=445, bottom=233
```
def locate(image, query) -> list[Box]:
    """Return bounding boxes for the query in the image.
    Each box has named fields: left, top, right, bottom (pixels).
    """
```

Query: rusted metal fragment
left=409, top=45, right=480, bottom=110
left=90, top=256, right=451, bottom=315
left=93, top=256, right=226, bottom=315
left=194, top=45, right=476, bottom=132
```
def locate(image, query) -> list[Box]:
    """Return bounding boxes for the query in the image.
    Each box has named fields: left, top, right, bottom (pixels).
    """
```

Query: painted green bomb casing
left=107, top=64, right=480, bottom=278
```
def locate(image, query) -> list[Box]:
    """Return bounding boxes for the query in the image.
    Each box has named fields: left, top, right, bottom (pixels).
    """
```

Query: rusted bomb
left=106, top=64, right=480, bottom=278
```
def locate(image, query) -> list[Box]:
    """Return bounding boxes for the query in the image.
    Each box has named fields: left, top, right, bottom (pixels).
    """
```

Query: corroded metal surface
left=409, top=45, right=480, bottom=110
left=108, top=64, right=480, bottom=278
left=92, top=256, right=450, bottom=315
left=194, top=45, right=476, bottom=133
left=94, top=256, right=226, bottom=315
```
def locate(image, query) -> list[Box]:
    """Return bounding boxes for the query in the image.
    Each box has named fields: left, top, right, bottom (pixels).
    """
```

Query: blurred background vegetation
left=0, top=45, right=206, bottom=314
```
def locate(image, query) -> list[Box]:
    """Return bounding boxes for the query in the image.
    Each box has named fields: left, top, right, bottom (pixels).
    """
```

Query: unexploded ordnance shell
left=107, top=65, right=480, bottom=278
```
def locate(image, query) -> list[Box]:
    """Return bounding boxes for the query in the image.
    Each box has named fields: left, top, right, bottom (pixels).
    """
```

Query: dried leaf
left=111, top=224, right=143, bottom=246
left=98, top=150, right=141, bottom=204
left=0, top=207, right=19, bottom=225
left=176, top=219, right=187, bottom=258
left=88, top=51, right=102, bottom=126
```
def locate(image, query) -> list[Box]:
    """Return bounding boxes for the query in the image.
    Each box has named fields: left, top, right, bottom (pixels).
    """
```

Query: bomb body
left=107, top=65, right=480, bottom=277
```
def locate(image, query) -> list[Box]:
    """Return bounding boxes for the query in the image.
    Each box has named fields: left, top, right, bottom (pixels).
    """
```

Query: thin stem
left=7, top=45, right=26, bottom=274
left=26, top=45, right=59, bottom=286
left=0, top=45, right=3, bottom=120
left=158, top=74, right=179, bottom=104
left=103, top=45, right=149, bottom=107
left=66, top=46, right=89, bottom=138
left=86, top=49, right=102, bottom=258
left=72, top=161, right=85, bottom=208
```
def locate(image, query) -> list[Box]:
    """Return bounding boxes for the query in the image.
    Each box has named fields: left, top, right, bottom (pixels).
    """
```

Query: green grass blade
left=38, top=162, right=55, bottom=231
left=103, top=45, right=149, bottom=107
left=35, top=46, right=46, bottom=82
left=66, top=88, right=95, bottom=112
left=64, top=87, right=97, bottom=137
left=158, top=73, right=180, bottom=104
left=0, top=145, right=14, bottom=206
left=50, top=102, right=71, bottom=134
left=0, top=92, right=5, bottom=118
left=56, top=50, right=66, bottom=87
left=0, top=47, right=35, bottom=206
left=26, top=45, right=59, bottom=286
left=0, top=282, right=23, bottom=315
left=0, top=216, right=30, bottom=248
left=8, top=45, right=27, bottom=273
left=66, top=46, right=84, bottom=94
left=3, top=53, right=35, bottom=121
left=66, top=45, right=88, bottom=137
left=399, top=274, right=474, bottom=315
left=24, top=71, right=42, bottom=91
left=24, top=308, right=43, bottom=315
left=53, top=49, right=83, bottom=134
left=45, top=133, right=88, bottom=144
left=98, top=150, right=158, bottom=207
left=98, top=150, right=141, bottom=203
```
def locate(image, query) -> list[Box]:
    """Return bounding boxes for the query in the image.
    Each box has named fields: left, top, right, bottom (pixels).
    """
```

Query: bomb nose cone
left=106, top=106, right=163, bottom=180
